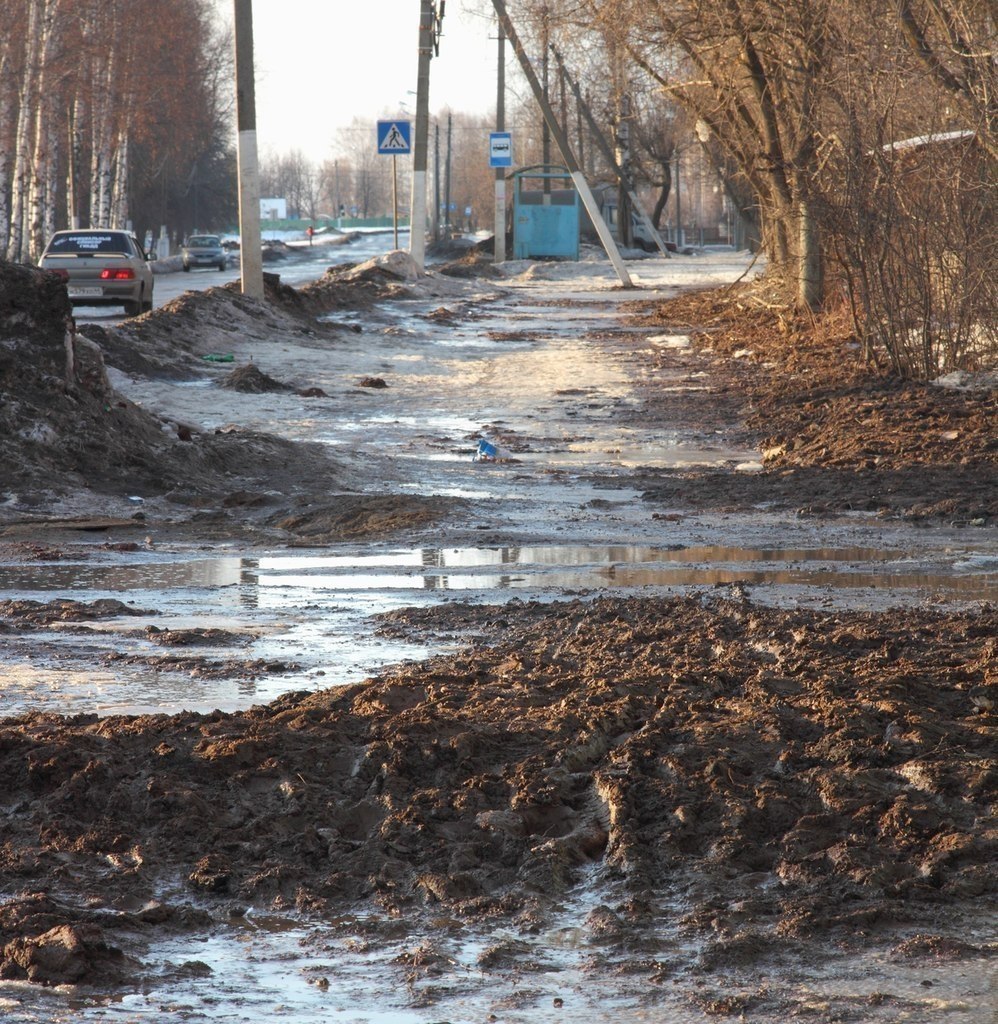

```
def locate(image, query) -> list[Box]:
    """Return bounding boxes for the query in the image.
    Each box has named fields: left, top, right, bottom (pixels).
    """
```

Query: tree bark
left=0, top=42, right=14, bottom=248
left=6, top=0, right=42, bottom=261
left=111, top=132, right=129, bottom=228
left=798, top=198, right=823, bottom=310
left=28, top=0, right=62, bottom=261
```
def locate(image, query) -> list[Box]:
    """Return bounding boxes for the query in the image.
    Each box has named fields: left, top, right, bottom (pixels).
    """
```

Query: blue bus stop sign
left=489, top=132, right=512, bottom=167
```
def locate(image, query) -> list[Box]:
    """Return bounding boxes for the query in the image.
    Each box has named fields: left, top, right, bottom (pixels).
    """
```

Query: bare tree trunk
left=42, top=115, right=59, bottom=245
left=0, top=45, right=14, bottom=250
left=7, top=0, right=42, bottom=261
left=111, top=131, right=129, bottom=227
left=90, top=26, right=117, bottom=229
left=651, top=159, right=672, bottom=228
left=798, top=197, right=823, bottom=310
left=28, top=0, right=62, bottom=261
left=66, top=96, right=85, bottom=228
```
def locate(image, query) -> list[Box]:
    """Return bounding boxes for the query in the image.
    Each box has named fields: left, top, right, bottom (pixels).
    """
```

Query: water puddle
left=1, top=543, right=993, bottom=600
left=4, top=539, right=992, bottom=717
left=512, top=440, right=760, bottom=469
left=1, top=894, right=993, bottom=1024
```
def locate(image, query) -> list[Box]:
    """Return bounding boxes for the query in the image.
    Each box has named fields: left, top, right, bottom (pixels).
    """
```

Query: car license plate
left=68, top=286, right=103, bottom=297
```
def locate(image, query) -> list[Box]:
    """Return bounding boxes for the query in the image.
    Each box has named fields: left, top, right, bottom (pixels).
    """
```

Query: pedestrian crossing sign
left=377, top=120, right=412, bottom=155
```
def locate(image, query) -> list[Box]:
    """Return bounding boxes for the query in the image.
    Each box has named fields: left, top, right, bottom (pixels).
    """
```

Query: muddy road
left=0, top=250, right=995, bottom=1022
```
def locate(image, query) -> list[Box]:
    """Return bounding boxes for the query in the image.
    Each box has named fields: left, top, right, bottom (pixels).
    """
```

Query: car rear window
left=187, top=236, right=220, bottom=246
left=46, top=233, right=134, bottom=255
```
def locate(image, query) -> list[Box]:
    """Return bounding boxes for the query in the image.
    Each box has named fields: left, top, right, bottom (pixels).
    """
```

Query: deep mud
left=1, top=253, right=996, bottom=1019
left=0, top=597, right=995, bottom=998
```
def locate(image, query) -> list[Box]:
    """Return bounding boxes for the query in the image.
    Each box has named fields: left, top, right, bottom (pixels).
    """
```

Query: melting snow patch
left=931, top=370, right=998, bottom=391
left=650, top=333, right=692, bottom=349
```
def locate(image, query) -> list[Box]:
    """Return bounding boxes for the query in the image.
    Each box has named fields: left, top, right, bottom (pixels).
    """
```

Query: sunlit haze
left=214, top=0, right=503, bottom=165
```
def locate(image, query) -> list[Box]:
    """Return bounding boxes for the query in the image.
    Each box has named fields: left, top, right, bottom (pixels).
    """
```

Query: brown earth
left=625, top=284, right=997, bottom=523
left=0, top=259, right=995, bottom=1010
left=0, top=259, right=448, bottom=544
left=0, top=596, right=995, bottom=996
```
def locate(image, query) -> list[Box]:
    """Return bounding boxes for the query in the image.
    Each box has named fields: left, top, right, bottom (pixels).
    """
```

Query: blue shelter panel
left=511, top=166, right=579, bottom=260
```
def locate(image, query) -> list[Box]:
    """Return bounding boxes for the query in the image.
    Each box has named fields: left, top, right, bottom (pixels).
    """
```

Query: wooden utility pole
left=494, top=20, right=506, bottom=263
left=444, top=112, right=452, bottom=235
left=434, top=121, right=441, bottom=243
left=233, top=0, right=263, bottom=298
left=552, top=44, right=670, bottom=258
left=490, top=0, right=632, bottom=286
left=541, top=6, right=550, bottom=193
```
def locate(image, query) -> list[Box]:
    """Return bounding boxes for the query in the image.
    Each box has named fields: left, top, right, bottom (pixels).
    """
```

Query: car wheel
left=123, top=300, right=141, bottom=317
left=218, top=260, right=227, bottom=271
left=182, top=263, right=191, bottom=272
left=141, top=296, right=153, bottom=314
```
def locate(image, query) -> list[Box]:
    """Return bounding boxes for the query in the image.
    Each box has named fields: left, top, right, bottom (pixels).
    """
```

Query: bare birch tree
left=0, top=10, right=22, bottom=247
left=0, top=0, right=231, bottom=258
left=27, top=0, right=63, bottom=260
left=6, top=0, right=43, bottom=261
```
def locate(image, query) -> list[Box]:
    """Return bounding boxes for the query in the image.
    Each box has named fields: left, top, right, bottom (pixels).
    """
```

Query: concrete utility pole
left=490, top=0, right=632, bottom=287
left=410, top=0, right=443, bottom=273
left=233, top=0, right=263, bottom=299
left=494, top=20, right=506, bottom=263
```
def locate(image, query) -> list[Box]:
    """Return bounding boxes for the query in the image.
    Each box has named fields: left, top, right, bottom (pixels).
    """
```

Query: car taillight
left=100, top=268, right=135, bottom=280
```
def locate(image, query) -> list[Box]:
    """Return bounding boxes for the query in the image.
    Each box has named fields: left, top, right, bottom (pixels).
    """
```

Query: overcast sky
left=214, top=1, right=504, bottom=165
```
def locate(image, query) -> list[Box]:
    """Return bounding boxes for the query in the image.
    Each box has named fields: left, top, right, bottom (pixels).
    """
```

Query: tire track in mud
left=0, top=596, right=994, bottom=1010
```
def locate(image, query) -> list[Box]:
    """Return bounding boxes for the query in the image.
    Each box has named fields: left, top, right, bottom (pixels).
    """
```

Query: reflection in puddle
left=0, top=543, right=994, bottom=600
left=0, top=542, right=994, bottom=718
left=2, top=892, right=993, bottom=1024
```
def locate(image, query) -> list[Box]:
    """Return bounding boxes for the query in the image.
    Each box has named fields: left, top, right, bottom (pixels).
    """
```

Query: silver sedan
left=40, top=229, right=154, bottom=317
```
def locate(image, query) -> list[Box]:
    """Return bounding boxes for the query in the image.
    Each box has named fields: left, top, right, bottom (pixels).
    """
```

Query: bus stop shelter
left=511, top=165, right=579, bottom=260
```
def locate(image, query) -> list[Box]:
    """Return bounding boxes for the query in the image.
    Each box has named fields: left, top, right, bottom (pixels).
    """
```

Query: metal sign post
left=493, top=21, right=506, bottom=263
left=490, top=132, right=512, bottom=264
left=377, top=120, right=412, bottom=251
left=392, top=155, right=399, bottom=249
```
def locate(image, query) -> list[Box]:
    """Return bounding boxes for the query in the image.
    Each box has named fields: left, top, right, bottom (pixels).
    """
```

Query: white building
left=260, top=198, right=287, bottom=221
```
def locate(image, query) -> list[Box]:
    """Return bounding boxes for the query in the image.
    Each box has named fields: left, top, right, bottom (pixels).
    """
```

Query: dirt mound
left=270, top=493, right=458, bottom=543
left=0, top=259, right=71, bottom=343
left=80, top=280, right=339, bottom=380
left=436, top=254, right=502, bottom=279
left=278, top=252, right=422, bottom=316
left=219, top=362, right=292, bottom=393
left=0, top=596, right=993, bottom=985
left=0, top=262, right=179, bottom=500
left=428, top=237, right=502, bottom=278
left=0, top=264, right=353, bottom=527
left=0, top=598, right=154, bottom=624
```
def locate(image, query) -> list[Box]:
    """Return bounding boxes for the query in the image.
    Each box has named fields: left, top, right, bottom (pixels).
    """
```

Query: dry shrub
left=830, top=131, right=997, bottom=380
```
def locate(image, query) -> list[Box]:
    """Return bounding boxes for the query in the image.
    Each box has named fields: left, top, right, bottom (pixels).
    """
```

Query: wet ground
left=0, top=249, right=995, bottom=1022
